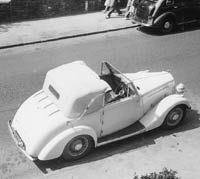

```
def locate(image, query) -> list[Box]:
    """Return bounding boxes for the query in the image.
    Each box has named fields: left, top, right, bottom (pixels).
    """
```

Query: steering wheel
left=115, top=82, right=127, bottom=97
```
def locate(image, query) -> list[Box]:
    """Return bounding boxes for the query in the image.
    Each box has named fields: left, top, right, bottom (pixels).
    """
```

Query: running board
left=178, top=19, right=199, bottom=25
left=97, top=121, right=145, bottom=147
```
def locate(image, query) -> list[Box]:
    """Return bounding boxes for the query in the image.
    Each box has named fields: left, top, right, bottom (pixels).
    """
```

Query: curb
left=0, top=24, right=139, bottom=50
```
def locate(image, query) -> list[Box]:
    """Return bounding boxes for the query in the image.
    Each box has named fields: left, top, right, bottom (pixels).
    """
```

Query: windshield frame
left=141, top=0, right=159, bottom=3
left=100, top=61, right=139, bottom=96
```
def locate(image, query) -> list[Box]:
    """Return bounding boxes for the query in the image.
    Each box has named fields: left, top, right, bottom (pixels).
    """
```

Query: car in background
left=8, top=61, right=190, bottom=161
left=132, top=0, right=200, bottom=34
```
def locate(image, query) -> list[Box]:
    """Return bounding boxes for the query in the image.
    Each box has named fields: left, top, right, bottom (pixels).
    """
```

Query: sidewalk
left=0, top=11, right=138, bottom=49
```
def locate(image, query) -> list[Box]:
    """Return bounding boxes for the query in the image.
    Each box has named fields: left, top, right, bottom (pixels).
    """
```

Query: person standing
left=103, top=0, right=111, bottom=13
left=106, top=0, right=122, bottom=19
left=125, top=0, right=133, bottom=19
left=124, top=0, right=140, bottom=19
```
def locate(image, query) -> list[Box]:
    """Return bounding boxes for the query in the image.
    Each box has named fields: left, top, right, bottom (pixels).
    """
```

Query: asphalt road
left=0, top=26, right=200, bottom=179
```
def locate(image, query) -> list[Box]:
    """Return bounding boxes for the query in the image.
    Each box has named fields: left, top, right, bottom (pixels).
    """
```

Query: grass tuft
left=133, top=168, right=180, bottom=179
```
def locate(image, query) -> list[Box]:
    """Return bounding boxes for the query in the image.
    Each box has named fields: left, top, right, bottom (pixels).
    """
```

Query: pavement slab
left=0, top=12, right=137, bottom=49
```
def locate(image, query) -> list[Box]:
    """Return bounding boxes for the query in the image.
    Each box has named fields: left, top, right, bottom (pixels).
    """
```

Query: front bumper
left=8, top=119, right=37, bottom=161
left=132, top=15, right=153, bottom=27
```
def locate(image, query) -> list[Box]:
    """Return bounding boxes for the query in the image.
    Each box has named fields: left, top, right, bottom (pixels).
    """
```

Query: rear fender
left=140, top=94, right=190, bottom=131
left=38, top=126, right=97, bottom=161
left=154, top=12, right=176, bottom=27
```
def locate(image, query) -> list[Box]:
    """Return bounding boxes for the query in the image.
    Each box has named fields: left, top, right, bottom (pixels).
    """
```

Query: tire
left=62, top=135, right=94, bottom=161
left=162, top=105, right=186, bottom=129
left=160, top=17, right=174, bottom=34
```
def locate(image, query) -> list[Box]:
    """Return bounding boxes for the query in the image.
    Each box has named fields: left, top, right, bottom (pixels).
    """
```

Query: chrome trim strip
left=38, top=96, right=48, bottom=102
left=97, top=129, right=145, bottom=147
left=43, top=102, right=54, bottom=109
left=8, top=120, right=25, bottom=149
left=48, top=109, right=60, bottom=116
left=8, top=120, right=37, bottom=161
left=33, top=90, right=44, bottom=97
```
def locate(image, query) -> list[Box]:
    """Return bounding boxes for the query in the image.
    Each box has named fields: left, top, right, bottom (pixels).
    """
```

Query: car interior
left=100, top=74, right=122, bottom=94
left=100, top=73, right=130, bottom=104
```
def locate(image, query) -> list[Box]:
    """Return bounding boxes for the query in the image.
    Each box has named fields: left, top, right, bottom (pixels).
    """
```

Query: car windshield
left=100, top=62, right=133, bottom=84
left=144, top=0, right=159, bottom=2
left=100, top=62, right=137, bottom=99
left=140, top=0, right=159, bottom=4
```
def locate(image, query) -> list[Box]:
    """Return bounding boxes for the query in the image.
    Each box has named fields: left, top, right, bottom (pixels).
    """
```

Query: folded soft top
left=43, top=61, right=109, bottom=118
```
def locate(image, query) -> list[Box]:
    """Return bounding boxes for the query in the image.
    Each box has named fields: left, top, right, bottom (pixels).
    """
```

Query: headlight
left=176, top=83, right=185, bottom=96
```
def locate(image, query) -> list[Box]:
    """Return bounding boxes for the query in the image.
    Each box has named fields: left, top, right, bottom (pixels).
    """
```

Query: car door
left=193, top=0, right=200, bottom=20
left=181, top=0, right=196, bottom=22
left=169, top=0, right=187, bottom=24
left=101, top=86, right=143, bottom=137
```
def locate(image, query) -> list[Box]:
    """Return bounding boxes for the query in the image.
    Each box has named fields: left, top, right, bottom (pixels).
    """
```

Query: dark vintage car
left=132, top=0, right=200, bottom=33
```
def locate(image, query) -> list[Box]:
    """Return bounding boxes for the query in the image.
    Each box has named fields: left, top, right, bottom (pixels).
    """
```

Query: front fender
left=140, top=94, right=190, bottom=131
left=154, top=12, right=176, bottom=27
left=38, top=125, right=97, bottom=161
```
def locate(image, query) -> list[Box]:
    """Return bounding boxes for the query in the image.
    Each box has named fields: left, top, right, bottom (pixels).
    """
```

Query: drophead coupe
left=8, top=61, right=190, bottom=161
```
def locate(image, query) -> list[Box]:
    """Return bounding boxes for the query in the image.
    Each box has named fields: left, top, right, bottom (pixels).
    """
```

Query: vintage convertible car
left=8, top=61, right=190, bottom=161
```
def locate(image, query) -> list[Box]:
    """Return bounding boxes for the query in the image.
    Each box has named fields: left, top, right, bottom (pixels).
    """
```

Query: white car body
left=8, top=61, right=190, bottom=161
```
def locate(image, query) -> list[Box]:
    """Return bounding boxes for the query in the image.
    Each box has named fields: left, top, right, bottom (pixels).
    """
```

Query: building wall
left=0, top=0, right=101, bottom=22
left=0, top=0, right=127, bottom=23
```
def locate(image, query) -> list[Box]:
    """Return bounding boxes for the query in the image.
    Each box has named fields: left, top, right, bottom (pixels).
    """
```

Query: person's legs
left=125, top=6, right=130, bottom=18
left=115, top=2, right=122, bottom=15
left=125, top=0, right=131, bottom=16
left=106, top=6, right=115, bottom=18
left=106, top=1, right=122, bottom=18
left=103, top=6, right=110, bottom=13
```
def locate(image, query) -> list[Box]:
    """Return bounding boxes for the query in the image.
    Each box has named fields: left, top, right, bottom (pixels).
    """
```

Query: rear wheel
left=62, top=135, right=94, bottom=161
left=161, top=17, right=174, bottom=34
left=163, top=105, right=186, bottom=129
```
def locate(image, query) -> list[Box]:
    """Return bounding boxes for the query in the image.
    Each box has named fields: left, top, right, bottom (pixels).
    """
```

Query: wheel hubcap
left=172, top=114, right=180, bottom=121
left=167, top=108, right=183, bottom=126
left=68, top=137, right=89, bottom=157
left=164, top=21, right=170, bottom=29
left=74, top=142, right=83, bottom=151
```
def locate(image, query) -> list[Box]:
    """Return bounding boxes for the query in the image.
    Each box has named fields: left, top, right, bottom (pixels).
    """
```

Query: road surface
left=0, top=26, right=200, bottom=179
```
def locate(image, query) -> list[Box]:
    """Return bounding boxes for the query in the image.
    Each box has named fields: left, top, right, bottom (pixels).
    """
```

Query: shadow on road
left=136, top=23, right=200, bottom=36
left=0, top=23, right=30, bottom=33
left=34, top=108, right=200, bottom=174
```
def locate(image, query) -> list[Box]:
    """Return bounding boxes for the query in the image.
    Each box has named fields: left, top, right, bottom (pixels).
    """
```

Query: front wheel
left=160, top=17, right=174, bottom=34
left=62, top=135, right=94, bottom=161
left=162, top=105, right=186, bottom=129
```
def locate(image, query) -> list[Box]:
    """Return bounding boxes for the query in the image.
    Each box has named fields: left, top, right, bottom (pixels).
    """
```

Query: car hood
left=125, top=71, right=174, bottom=96
left=11, top=90, right=69, bottom=157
